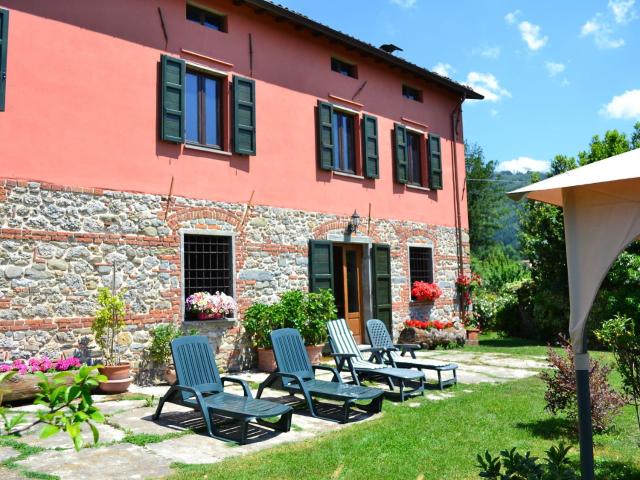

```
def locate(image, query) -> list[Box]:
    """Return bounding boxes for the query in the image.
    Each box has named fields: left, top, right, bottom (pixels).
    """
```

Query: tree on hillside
left=465, top=143, right=508, bottom=257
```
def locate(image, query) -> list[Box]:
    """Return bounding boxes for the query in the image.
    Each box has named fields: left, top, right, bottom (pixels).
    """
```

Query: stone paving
left=0, top=351, right=547, bottom=480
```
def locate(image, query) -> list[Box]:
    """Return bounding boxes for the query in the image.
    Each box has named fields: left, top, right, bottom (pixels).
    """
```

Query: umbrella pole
left=575, top=352, right=595, bottom=480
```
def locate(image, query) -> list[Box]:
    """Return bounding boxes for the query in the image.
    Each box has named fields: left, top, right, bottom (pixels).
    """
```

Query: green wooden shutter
left=428, top=133, right=443, bottom=190
left=233, top=76, right=256, bottom=155
left=372, top=244, right=393, bottom=333
left=160, top=54, right=185, bottom=143
left=309, top=240, right=334, bottom=293
left=362, top=114, right=379, bottom=179
left=394, top=123, right=408, bottom=184
left=0, top=8, right=9, bottom=112
left=317, top=101, right=334, bottom=170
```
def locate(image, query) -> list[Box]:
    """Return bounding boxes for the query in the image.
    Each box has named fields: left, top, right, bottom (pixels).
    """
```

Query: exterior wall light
left=346, top=210, right=361, bottom=235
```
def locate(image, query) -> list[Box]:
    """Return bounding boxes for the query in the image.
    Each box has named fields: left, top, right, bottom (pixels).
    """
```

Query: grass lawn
left=169, top=347, right=640, bottom=479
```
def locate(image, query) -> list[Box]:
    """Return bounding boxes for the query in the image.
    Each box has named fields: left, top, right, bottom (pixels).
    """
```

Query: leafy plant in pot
left=92, top=286, right=132, bottom=393
left=149, top=324, right=196, bottom=385
left=244, top=289, right=337, bottom=371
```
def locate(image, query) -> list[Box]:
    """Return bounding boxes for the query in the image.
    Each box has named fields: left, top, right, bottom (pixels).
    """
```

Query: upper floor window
left=185, top=69, right=222, bottom=149
left=402, top=84, right=422, bottom=102
left=332, top=110, right=356, bottom=173
left=409, top=246, right=434, bottom=300
left=406, top=131, right=422, bottom=185
left=186, top=3, right=227, bottom=32
left=331, top=57, right=357, bottom=79
left=183, top=233, right=233, bottom=320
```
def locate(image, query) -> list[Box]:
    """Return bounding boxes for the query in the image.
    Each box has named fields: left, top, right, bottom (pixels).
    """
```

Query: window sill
left=333, top=171, right=365, bottom=180
left=406, top=184, right=430, bottom=192
left=184, top=143, right=232, bottom=156
left=184, top=317, right=237, bottom=326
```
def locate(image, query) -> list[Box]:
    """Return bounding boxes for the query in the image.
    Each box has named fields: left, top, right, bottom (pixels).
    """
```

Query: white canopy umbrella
left=508, top=147, right=640, bottom=480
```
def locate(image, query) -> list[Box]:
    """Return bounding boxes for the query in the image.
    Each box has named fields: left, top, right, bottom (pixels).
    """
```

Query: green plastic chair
left=257, top=328, right=384, bottom=423
left=327, top=318, right=426, bottom=401
left=366, top=319, right=458, bottom=390
left=153, top=335, right=292, bottom=444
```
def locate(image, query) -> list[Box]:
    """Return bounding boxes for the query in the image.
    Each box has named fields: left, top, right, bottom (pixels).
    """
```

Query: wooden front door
left=333, top=244, right=364, bottom=343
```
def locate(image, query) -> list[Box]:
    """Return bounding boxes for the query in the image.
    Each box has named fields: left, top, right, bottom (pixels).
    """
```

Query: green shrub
left=243, top=289, right=337, bottom=349
left=472, top=246, right=529, bottom=293
left=597, top=314, right=640, bottom=433
left=494, top=278, right=534, bottom=337
left=92, top=287, right=127, bottom=366
left=149, top=324, right=184, bottom=365
left=476, top=443, right=576, bottom=479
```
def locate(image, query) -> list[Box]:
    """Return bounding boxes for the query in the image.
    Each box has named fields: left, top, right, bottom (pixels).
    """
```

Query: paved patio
left=0, top=350, right=547, bottom=480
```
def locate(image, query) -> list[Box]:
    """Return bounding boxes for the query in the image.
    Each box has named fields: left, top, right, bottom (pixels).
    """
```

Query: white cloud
left=432, top=62, right=454, bottom=77
left=473, top=45, right=501, bottom=59
left=465, top=72, right=511, bottom=102
left=545, top=61, right=566, bottom=77
left=497, top=157, right=551, bottom=174
left=490, top=109, right=499, bottom=117
left=505, top=10, right=520, bottom=24
left=389, top=0, right=416, bottom=8
left=600, top=89, right=640, bottom=119
left=580, top=13, right=627, bottom=49
left=518, top=21, right=548, bottom=50
left=609, top=0, right=636, bottom=23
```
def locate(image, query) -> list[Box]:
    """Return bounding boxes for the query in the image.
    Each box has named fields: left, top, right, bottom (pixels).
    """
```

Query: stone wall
left=0, top=179, right=469, bottom=370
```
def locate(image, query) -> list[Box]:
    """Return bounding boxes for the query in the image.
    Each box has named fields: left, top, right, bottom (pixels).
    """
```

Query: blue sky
left=277, top=0, right=640, bottom=173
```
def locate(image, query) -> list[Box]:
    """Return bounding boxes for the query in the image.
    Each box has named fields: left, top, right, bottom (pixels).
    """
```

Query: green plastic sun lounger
left=257, top=328, right=384, bottom=423
left=366, top=319, right=458, bottom=390
left=327, top=319, right=425, bottom=401
left=153, top=335, right=293, bottom=444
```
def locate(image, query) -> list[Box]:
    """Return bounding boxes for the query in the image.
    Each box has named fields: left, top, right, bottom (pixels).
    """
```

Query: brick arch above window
left=165, top=206, right=242, bottom=233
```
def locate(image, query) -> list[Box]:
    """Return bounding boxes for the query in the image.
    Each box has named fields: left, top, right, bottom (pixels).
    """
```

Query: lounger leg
left=438, top=371, right=443, bottom=391
left=239, top=420, right=249, bottom=445
left=342, top=400, right=353, bottom=424
left=453, top=369, right=458, bottom=386
left=152, top=395, right=166, bottom=421
left=399, top=380, right=405, bottom=402
left=257, top=373, right=276, bottom=399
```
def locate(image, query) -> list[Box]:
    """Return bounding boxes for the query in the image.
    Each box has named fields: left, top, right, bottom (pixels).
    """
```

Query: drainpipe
left=450, top=95, right=466, bottom=278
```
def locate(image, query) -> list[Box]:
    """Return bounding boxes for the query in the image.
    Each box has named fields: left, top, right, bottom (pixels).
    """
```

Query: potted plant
left=244, top=290, right=337, bottom=371
left=464, top=314, right=481, bottom=346
left=244, top=303, right=283, bottom=372
left=149, top=324, right=183, bottom=385
left=411, top=281, right=443, bottom=303
left=186, top=291, right=236, bottom=320
left=92, top=287, right=132, bottom=393
left=299, top=289, right=337, bottom=364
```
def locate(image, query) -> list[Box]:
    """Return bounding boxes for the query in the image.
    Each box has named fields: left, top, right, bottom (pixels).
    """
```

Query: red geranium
left=411, top=281, right=443, bottom=302
left=404, top=319, right=454, bottom=330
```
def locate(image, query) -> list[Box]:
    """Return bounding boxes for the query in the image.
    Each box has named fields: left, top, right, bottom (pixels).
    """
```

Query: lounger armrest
left=267, top=371, right=311, bottom=396
left=359, top=346, right=387, bottom=354
left=167, top=384, right=208, bottom=409
left=312, top=364, right=343, bottom=383
left=221, top=376, right=253, bottom=398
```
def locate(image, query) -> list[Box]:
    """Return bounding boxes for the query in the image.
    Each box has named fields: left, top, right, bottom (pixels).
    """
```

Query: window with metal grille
left=409, top=246, right=434, bottom=299
left=183, top=234, right=233, bottom=319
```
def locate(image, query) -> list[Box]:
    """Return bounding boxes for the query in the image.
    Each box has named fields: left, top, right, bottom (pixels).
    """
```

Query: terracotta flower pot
left=98, top=363, right=132, bottom=394
left=466, top=328, right=480, bottom=346
left=257, top=348, right=277, bottom=372
left=305, top=345, right=324, bottom=365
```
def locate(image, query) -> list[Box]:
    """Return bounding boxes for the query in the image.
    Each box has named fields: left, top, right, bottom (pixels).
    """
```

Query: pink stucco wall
left=0, top=0, right=468, bottom=228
